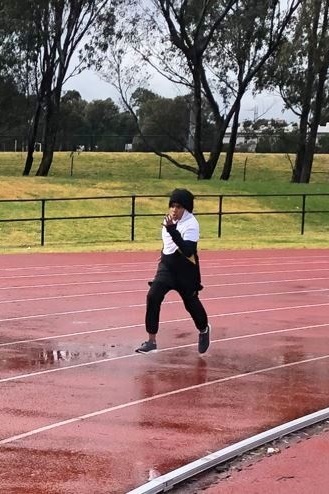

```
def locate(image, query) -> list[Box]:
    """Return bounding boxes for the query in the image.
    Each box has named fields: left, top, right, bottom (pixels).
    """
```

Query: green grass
left=0, top=151, right=328, bottom=253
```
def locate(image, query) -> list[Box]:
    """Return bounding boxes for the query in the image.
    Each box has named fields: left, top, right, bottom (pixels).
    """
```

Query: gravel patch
left=172, top=419, right=329, bottom=493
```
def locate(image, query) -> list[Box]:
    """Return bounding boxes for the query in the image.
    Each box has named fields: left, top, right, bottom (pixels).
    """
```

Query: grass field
left=0, top=151, right=328, bottom=253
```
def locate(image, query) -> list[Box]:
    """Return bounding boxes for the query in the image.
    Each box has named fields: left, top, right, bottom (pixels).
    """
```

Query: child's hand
left=162, top=214, right=177, bottom=230
left=162, top=214, right=174, bottom=227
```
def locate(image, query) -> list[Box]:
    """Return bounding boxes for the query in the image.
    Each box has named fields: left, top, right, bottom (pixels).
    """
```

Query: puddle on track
left=0, top=343, right=117, bottom=371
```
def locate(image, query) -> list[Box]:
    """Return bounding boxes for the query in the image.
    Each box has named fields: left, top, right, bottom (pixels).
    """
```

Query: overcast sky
left=64, top=67, right=298, bottom=124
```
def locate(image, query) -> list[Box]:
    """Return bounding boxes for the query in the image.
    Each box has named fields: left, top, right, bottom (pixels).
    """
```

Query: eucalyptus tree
left=218, top=0, right=303, bottom=180
left=125, top=87, right=200, bottom=157
left=258, top=0, right=329, bottom=183
left=293, top=0, right=329, bottom=183
left=57, top=90, right=87, bottom=150
left=0, top=77, right=27, bottom=137
left=36, top=0, right=118, bottom=176
left=133, top=93, right=195, bottom=151
left=0, top=1, right=35, bottom=146
left=57, top=91, right=137, bottom=151
left=100, top=0, right=302, bottom=179
left=1, top=0, right=117, bottom=176
left=84, top=97, right=121, bottom=149
left=100, top=0, right=238, bottom=177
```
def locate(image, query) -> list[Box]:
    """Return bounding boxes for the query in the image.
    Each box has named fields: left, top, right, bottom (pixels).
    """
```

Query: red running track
left=0, top=248, right=329, bottom=493
left=199, top=429, right=329, bottom=494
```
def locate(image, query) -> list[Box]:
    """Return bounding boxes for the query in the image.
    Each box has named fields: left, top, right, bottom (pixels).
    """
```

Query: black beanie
left=169, top=188, right=194, bottom=212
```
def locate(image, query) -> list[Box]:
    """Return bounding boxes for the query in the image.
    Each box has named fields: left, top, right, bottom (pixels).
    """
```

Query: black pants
left=145, top=277, right=208, bottom=335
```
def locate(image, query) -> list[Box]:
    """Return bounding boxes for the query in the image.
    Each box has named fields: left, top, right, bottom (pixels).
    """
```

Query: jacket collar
left=178, top=209, right=193, bottom=223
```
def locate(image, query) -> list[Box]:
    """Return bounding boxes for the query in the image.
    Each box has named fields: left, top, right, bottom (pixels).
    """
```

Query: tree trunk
left=36, top=90, right=60, bottom=176
left=201, top=133, right=225, bottom=179
left=192, top=68, right=209, bottom=178
left=23, top=144, right=35, bottom=177
left=198, top=157, right=214, bottom=179
left=23, top=102, right=42, bottom=176
left=292, top=111, right=310, bottom=182
left=36, top=120, right=56, bottom=176
left=292, top=58, right=314, bottom=182
left=36, top=130, right=56, bottom=176
left=221, top=100, right=241, bottom=180
left=292, top=0, right=322, bottom=183
left=301, top=62, right=329, bottom=182
left=300, top=2, right=329, bottom=183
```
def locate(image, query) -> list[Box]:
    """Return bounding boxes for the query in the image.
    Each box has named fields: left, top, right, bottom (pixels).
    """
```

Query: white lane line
left=0, top=322, right=145, bottom=347
left=0, top=275, right=329, bottom=293
left=0, top=278, right=147, bottom=291
left=1, top=353, right=329, bottom=446
left=0, top=255, right=328, bottom=274
left=1, top=300, right=329, bottom=324
left=203, top=256, right=329, bottom=265
left=0, top=261, right=157, bottom=273
left=1, top=275, right=329, bottom=294
left=0, top=351, right=140, bottom=383
left=0, top=269, right=152, bottom=281
left=1, top=322, right=329, bottom=383
left=1, top=315, right=329, bottom=348
left=0, top=289, right=146, bottom=304
left=0, top=286, right=328, bottom=306
left=0, top=266, right=328, bottom=282
left=209, top=276, right=329, bottom=287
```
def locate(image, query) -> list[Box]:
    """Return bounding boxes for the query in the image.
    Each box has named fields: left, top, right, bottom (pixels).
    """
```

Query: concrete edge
left=127, top=407, right=329, bottom=494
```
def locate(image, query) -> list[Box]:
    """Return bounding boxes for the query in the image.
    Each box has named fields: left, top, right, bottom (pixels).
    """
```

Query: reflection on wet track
left=0, top=344, right=117, bottom=371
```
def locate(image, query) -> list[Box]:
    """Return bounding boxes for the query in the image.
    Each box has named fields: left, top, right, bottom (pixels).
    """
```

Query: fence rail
left=0, top=193, right=327, bottom=246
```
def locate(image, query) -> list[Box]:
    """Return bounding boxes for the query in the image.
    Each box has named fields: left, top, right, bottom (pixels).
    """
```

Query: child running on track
left=136, top=188, right=210, bottom=354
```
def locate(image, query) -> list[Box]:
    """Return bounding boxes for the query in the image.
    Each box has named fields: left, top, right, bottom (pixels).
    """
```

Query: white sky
left=62, top=0, right=301, bottom=125
left=63, top=67, right=298, bottom=124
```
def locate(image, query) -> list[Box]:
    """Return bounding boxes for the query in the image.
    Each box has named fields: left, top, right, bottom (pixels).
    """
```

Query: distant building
left=223, top=120, right=329, bottom=150
left=317, top=122, right=329, bottom=136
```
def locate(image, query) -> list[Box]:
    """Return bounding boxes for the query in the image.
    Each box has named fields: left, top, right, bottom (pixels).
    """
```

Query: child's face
left=169, top=202, right=185, bottom=221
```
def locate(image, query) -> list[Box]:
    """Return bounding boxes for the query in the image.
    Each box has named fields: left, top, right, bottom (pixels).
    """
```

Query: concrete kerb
left=127, top=407, right=329, bottom=494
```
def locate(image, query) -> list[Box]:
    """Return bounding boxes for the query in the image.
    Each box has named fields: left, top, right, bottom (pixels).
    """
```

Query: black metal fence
left=0, top=193, right=327, bottom=247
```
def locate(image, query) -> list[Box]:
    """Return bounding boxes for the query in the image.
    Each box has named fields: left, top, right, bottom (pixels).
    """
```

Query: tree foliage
left=0, top=0, right=117, bottom=176
left=2, top=0, right=329, bottom=184
left=257, top=0, right=329, bottom=183
left=56, top=91, right=137, bottom=151
left=97, top=0, right=302, bottom=179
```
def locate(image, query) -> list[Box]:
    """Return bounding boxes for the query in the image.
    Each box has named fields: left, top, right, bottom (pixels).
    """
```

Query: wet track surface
left=0, top=249, right=329, bottom=493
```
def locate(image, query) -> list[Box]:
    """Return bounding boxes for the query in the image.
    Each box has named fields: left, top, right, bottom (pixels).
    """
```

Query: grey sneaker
left=198, top=324, right=211, bottom=354
left=135, top=340, right=157, bottom=354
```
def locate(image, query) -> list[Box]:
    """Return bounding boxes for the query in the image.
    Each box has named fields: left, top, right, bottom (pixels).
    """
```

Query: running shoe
left=198, top=324, right=211, bottom=354
left=135, top=341, right=157, bottom=353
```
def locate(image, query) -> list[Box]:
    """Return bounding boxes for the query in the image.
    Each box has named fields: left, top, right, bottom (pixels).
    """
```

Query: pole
left=131, top=195, right=136, bottom=241
left=158, top=157, right=162, bottom=179
left=243, top=157, right=248, bottom=181
left=70, top=151, right=74, bottom=177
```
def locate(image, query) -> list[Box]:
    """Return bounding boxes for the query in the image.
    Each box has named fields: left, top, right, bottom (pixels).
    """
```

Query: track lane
left=1, top=249, right=329, bottom=493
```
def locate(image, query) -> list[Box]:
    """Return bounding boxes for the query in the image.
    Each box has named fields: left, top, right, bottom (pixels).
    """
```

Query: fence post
left=41, top=199, right=46, bottom=246
left=301, top=194, right=306, bottom=234
left=70, top=151, right=75, bottom=176
left=243, top=157, right=248, bottom=181
left=158, top=156, right=162, bottom=179
left=131, top=195, right=136, bottom=241
left=218, top=195, right=223, bottom=237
